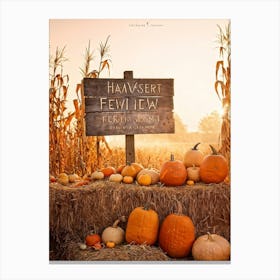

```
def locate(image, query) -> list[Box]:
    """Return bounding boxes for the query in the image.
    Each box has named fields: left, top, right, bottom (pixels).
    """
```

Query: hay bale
left=62, top=242, right=170, bottom=261
left=50, top=181, right=230, bottom=260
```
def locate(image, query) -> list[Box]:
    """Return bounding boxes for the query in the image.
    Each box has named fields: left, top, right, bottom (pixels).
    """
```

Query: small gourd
left=186, top=180, right=195, bottom=186
left=123, top=176, right=134, bottom=184
left=68, top=173, right=81, bottom=183
left=137, top=174, right=152, bottom=186
left=106, top=241, right=116, bottom=248
left=109, top=173, right=123, bottom=183
left=58, top=173, right=69, bottom=185
left=186, top=165, right=200, bottom=182
left=91, top=171, right=104, bottom=180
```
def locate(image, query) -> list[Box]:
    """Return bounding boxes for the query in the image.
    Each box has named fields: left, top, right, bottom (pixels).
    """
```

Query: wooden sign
left=83, top=76, right=174, bottom=136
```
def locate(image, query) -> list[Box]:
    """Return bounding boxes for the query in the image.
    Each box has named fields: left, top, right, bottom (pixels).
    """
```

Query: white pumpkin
left=192, top=232, right=230, bottom=261
left=186, top=165, right=200, bottom=182
left=91, top=171, right=104, bottom=180
left=101, top=218, right=125, bottom=245
left=109, top=173, right=123, bottom=183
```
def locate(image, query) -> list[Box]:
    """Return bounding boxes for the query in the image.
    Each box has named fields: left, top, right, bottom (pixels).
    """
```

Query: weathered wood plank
left=83, top=76, right=174, bottom=136
left=85, top=96, right=173, bottom=112
left=85, top=111, right=175, bottom=136
left=83, top=78, right=174, bottom=97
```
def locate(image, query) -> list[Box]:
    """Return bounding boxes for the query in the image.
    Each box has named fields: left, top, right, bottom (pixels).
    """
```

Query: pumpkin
left=159, top=202, right=195, bottom=258
left=101, top=166, right=116, bottom=177
left=183, top=142, right=204, bottom=167
left=137, top=174, right=152, bottom=186
left=109, top=173, right=123, bottom=183
left=200, top=145, right=229, bottom=184
left=68, top=173, right=80, bottom=183
left=186, top=165, right=200, bottom=182
left=116, top=164, right=126, bottom=174
left=121, top=163, right=138, bottom=178
left=101, top=217, right=125, bottom=245
left=131, top=163, right=144, bottom=175
left=159, top=154, right=187, bottom=186
left=50, top=175, right=56, bottom=183
left=57, top=173, right=69, bottom=185
left=125, top=205, right=159, bottom=245
left=106, top=241, right=116, bottom=248
left=91, top=171, right=104, bottom=180
left=186, top=180, right=195, bottom=186
left=85, top=233, right=101, bottom=246
left=123, top=176, right=134, bottom=184
left=137, top=168, right=160, bottom=184
left=192, top=232, right=230, bottom=261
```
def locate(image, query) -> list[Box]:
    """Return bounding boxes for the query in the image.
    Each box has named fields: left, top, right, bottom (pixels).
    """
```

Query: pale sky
left=49, top=18, right=229, bottom=131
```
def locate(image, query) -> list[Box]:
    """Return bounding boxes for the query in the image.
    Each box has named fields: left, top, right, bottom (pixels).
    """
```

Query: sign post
left=124, top=72, right=135, bottom=163
left=83, top=71, right=174, bottom=164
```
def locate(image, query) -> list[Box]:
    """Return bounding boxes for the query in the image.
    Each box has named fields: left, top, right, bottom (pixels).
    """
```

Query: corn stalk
left=76, top=37, right=112, bottom=171
left=49, top=46, right=75, bottom=175
left=215, top=23, right=231, bottom=172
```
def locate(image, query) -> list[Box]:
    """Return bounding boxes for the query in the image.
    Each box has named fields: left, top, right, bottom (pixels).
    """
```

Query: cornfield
left=49, top=38, right=112, bottom=177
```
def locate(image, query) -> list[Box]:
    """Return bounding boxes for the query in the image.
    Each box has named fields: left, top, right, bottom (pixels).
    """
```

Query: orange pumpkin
left=101, top=166, right=116, bottom=177
left=183, top=142, right=204, bottom=167
left=125, top=205, right=159, bottom=245
left=131, top=162, right=144, bottom=175
left=85, top=233, right=101, bottom=246
left=200, top=145, right=229, bottom=184
left=137, top=168, right=160, bottom=184
left=159, top=202, right=195, bottom=258
left=137, top=174, right=152, bottom=186
left=160, top=154, right=187, bottom=186
left=121, top=163, right=138, bottom=178
left=122, top=176, right=134, bottom=184
left=116, top=164, right=126, bottom=174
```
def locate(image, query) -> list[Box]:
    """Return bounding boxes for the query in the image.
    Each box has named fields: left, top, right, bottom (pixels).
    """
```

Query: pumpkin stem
left=119, top=215, right=126, bottom=223
left=209, top=145, right=218, bottom=155
left=192, top=142, right=201, bottom=150
left=207, top=232, right=214, bottom=241
left=170, top=154, right=175, bottom=161
left=112, top=219, right=120, bottom=228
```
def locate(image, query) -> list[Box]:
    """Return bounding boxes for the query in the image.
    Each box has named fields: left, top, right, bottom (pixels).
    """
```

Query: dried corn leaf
left=65, top=112, right=75, bottom=127
left=215, top=80, right=225, bottom=100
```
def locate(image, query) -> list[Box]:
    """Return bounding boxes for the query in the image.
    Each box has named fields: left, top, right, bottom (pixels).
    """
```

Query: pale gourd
left=192, top=232, right=230, bottom=261
left=68, top=173, right=81, bottom=183
left=58, top=173, right=69, bottom=185
left=186, top=165, right=200, bottom=182
left=109, top=173, right=123, bottom=183
left=101, top=217, right=125, bottom=245
left=91, top=171, right=104, bottom=180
